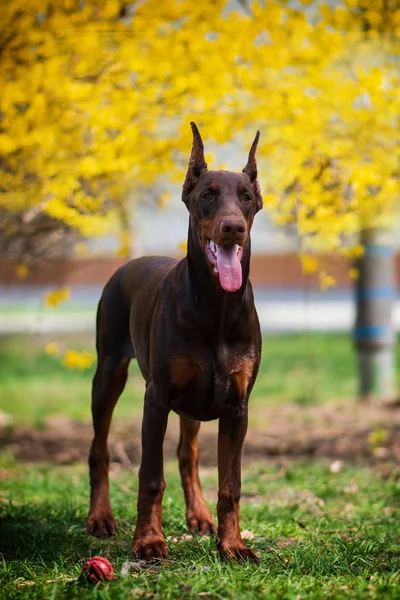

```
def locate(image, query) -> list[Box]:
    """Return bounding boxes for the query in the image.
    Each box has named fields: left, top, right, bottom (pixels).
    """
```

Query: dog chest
left=168, top=348, right=256, bottom=420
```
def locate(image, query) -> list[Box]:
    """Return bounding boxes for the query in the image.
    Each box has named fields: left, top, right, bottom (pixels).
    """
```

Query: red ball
left=82, top=556, right=115, bottom=584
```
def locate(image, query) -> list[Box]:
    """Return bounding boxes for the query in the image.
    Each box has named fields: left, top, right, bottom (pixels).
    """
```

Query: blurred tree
left=228, top=0, right=400, bottom=399
left=2, top=0, right=399, bottom=391
left=232, top=0, right=399, bottom=262
left=0, top=0, right=232, bottom=263
left=0, top=0, right=398, bottom=263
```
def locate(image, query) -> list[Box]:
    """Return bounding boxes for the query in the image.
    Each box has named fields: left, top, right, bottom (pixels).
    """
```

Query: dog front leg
left=132, top=383, right=169, bottom=561
left=178, top=416, right=217, bottom=535
left=217, top=406, right=258, bottom=562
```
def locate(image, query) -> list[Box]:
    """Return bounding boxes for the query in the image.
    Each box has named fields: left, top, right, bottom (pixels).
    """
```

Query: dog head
left=182, top=122, right=263, bottom=292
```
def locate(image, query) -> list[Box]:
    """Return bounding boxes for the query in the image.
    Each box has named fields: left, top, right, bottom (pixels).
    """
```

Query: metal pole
left=354, top=229, right=396, bottom=400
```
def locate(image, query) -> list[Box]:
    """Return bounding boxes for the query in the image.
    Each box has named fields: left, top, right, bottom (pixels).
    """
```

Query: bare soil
left=1, top=400, right=400, bottom=469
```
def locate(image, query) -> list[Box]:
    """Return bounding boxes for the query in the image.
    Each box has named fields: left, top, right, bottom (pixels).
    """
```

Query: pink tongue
left=216, top=244, right=242, bottom=292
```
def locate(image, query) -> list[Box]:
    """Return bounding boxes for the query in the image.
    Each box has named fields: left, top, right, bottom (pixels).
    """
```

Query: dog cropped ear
left=182, top=122, right=208, bottom=207
left=243, top=131, right=263, bottom=212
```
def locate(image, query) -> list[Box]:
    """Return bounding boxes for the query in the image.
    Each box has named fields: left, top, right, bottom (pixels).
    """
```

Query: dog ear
left=243, top=131, right=263, bottom=212
left=182, top=122, right=208, bottom=207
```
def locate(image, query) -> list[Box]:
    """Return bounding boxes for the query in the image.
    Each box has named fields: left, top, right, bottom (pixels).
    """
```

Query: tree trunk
left=354, top=229, right=396, bottom=400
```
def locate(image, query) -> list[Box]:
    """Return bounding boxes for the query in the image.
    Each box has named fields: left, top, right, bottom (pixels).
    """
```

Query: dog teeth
left=236, top=244, right=240, bottom=255
left=207, top=239, right=217, bottom=257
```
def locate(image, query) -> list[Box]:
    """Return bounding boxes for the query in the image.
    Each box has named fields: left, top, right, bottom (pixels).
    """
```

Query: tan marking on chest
left=170, top=357, right=201, bottom=388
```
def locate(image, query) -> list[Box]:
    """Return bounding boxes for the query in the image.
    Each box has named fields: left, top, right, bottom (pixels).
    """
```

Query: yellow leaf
left=62, top=350, right=95, bottom=371
left=74, top=242, right=89, bottom=256
left=349, top=267, right=359, bottom=280
left=157, top=191, right=171, bottom=208
left=116, top=228, right=131, bottom=258
left=16, top=264, right=28, bottom=279
left=300, top=254, right=319, bottom=274
left=45, top=342, right=60, bottom=356
left=44, top=287, right=70, bottom=307
left=178, top=240, right=187, bottom=254
left=320, top=272, right=336, bottom=290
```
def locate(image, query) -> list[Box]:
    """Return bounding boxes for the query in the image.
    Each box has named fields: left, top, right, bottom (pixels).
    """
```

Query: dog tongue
left=216, top=244, right=242, bottom=292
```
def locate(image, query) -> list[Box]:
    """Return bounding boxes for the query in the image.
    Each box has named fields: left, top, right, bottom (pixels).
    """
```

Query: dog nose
left=220, top=219, right=246, bottom=239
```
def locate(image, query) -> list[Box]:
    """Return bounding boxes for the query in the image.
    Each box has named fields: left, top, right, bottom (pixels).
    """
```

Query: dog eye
left=242, top=192, right=252, bottom=202
left=202, top=192, right=214, bottom=201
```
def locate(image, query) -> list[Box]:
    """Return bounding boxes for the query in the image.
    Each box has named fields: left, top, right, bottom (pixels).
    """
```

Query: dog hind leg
left=87, top=293, right=133, bottom=538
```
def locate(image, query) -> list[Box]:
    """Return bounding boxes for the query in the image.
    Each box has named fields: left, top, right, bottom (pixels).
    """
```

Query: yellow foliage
left=16, top=265, right=28, bottom=279
left=62, top=350, right=96, bottom=371
left=116, top=228, right=131, bottom=258
left=300, top=254, right=319, bottom=274
left=44, top=287, right=70, bottom=307
left=74, top=242, right=89, bottom=256
left=45, top=342, right=60, bottom=356
left=0, top=0, right=398, bottom=264
left=349, top=268, right=359, bottom=280
left=179, top=241, right=188, bottom=255
left=320, top=272, right=336, bottom=290
left=157, top=192, right=171, bottom=209
left=343, top=245, right=365, bottom=259
left=367, top=427, right=388, bottom=450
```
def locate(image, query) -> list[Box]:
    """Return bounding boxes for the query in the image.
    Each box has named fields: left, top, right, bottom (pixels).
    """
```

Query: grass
left=0, top=307, right=95, bottom=316
left=1, top=454, right=399, bottom=599
left=1, top=333, right=399, bottom=598
left=3, top=331, right=399, bottom=427
left=0, top=333, right=141, bottom=426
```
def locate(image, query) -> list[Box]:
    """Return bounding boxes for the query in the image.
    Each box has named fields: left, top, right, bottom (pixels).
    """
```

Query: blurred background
left=0, top=0, right=399, bottom=464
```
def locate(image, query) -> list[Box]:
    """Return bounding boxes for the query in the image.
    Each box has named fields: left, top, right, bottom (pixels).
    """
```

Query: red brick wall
left=1, top=254, right=400, bottom=288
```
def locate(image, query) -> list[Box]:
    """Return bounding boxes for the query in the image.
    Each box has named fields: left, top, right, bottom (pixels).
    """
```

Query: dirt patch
left=1, top=400, right=400, bottom=467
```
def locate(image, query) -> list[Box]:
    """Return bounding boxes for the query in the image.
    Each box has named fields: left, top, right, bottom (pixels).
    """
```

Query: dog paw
left=86, top=512, right=118, bottom=538
left=132, top=537, right=168, bottom=562
left=187, top=514, right=217, bottom=535
left=217, top=539, right=259, bottom=563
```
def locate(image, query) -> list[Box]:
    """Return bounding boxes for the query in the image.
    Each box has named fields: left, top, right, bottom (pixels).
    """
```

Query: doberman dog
left=86, top=122, right=263, bottom=562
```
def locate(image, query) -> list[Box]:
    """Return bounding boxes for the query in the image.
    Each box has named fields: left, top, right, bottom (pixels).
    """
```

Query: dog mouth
left=205, top=239, right=243, bottom=292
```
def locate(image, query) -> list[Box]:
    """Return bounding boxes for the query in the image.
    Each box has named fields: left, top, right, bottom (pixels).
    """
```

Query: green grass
left=1, top=455, right=399, bottom=599
left=0, top=334, right=143, bottom=426
left=0, top=307, right=95, bottom=316
left=3, top=332, right=397, bottom=427
left=1, top=333, right=399, bottom=597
